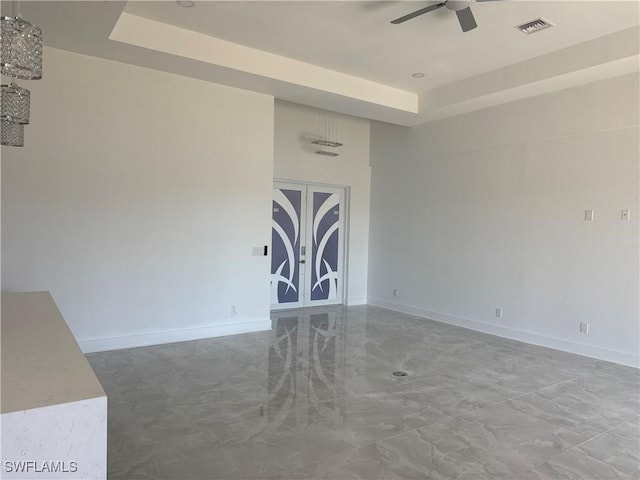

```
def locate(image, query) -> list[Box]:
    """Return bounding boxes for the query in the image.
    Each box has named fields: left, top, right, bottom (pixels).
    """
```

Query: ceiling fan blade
left=456, top=6, right=477, bottom=32
left=391, top=2, right=446, bottom=24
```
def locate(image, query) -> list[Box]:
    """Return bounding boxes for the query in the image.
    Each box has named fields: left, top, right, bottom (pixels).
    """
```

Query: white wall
left=2, top=47, right=275, bottom=352
left=369, top=73, right=640, bottom=367
left=274, top=101, right=371, bottom=305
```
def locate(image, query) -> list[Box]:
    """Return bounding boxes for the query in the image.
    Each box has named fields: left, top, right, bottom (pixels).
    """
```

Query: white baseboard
left=347, top=296, right=367, bottom=306
left=368, top=297, right=639, bottom=368
left=78, top=318, right=272, bottom=353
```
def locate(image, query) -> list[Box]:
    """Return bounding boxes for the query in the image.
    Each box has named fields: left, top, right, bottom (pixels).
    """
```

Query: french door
left=270, top=181, right=346, bottom=309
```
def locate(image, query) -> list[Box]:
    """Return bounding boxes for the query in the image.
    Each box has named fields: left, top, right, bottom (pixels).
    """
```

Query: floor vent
left=516, top=18, right=554, bottom=35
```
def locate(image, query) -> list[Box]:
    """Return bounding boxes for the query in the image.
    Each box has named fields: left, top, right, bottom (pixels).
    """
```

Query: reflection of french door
left=267, top=310, right=346, bottom=424
left=270, top=181, right=346, bottom=309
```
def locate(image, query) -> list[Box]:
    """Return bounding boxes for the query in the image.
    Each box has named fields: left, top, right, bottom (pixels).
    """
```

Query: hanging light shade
left=1, top=83, right=30, bottom=124
left=312, top=110, right=343, bottom=157
left=1, top=119, right=24, bottom=147
left=1, top=16, right=43, bottom=80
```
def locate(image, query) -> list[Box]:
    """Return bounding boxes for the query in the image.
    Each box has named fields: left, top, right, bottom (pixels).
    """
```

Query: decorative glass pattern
left=271, top=189, right=302, bottom=305
left=1, top=119, right=24, bottom=146
left=310, top=192, right=340, bottom=301
left=1, top=83, right=30, bottom=124
left=1, top=16, right=43, bottom=80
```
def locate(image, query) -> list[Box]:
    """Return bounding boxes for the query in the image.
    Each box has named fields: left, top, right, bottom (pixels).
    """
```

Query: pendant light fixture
left=1, top=1, right=43, bottom=147
left=1, top=82, right=30, bottom=124
left=1, top=15, right=42, bottom=80
left=312, top=110, right=342, bottom=157
left=1, top=120, right=24, bottom=147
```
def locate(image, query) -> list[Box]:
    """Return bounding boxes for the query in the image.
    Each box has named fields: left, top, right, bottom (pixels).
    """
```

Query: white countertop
left=1, top=292, right=106, bottom=414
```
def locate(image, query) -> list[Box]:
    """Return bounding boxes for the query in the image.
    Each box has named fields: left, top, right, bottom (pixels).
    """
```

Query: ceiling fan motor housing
left=445, top=1, right=472, bottom=12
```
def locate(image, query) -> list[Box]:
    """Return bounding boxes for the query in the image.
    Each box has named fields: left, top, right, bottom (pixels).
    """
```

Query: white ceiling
left=9, top=1, right=640, bottom=126
left=125, top=1, right=639, bottom=91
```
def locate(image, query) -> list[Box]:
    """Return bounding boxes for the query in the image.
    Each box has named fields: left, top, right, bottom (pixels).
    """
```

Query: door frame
left=271, top=179, right=350, bottom=310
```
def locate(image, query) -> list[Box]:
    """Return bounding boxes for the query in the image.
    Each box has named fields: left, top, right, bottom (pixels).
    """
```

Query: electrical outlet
left=584, top=210, right=594, bottom=221
left=495, top=308, right=503, bottom=318
left=579, top=322, right=589, bottom=334
left=393, top=288, right=399, bottom=297
left=231, top=305, right=238, bottom=315
left=621, top=209, right=630, bottom=221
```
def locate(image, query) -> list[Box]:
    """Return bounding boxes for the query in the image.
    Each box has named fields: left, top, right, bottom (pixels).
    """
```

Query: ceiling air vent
left=515, top=18, right=554, bottom=35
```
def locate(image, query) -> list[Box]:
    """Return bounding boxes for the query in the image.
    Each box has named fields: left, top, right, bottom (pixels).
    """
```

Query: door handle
left=299, top=260, right=305, bottom=264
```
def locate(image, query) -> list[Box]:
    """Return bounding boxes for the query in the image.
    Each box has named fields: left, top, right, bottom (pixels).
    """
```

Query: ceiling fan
left=391, top=0, right=498, bottom=33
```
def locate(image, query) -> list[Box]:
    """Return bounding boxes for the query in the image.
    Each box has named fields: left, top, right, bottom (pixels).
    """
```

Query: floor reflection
left=87, top=305, right=638, bottom=480
left=268, top=311, right=345, bottom=430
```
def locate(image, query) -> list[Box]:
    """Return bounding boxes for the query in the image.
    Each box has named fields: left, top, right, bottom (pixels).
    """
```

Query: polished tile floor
left=88, top=306, right=640, bottom=480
